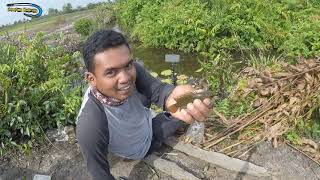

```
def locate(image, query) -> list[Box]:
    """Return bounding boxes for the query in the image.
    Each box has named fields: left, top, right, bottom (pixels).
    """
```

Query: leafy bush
left=0, top=33, right=82, bottom=155
left=74, top=18, right=94, bottom=37
left=116, top=0, right=320, bottom=57
left=0, top=43, right=16, bottom=64
left=94, top=2, right=116, bottom=28
left=115, top=0, right=320, bottom=95
left=115, top=0, right=149, bottom=33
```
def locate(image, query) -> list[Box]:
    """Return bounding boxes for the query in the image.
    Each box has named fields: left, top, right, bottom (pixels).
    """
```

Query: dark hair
left=82, top=29, right=130, bottom=73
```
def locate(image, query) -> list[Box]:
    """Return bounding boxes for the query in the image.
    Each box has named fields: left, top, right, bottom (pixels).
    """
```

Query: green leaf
left=160, top=69, right=172, bottom=76
left=195, top=68, right=203, bottom=73
left=10, top=141, right=17, bottom=146
left=161, top=78, right=172, bottom=84
left=17, top=116, right=23, bottom=123
left=25, top=127, right=30, bottom=137
left=150, top=72, right=158, bottom=78
left=9, top=118, right=15, bottom=127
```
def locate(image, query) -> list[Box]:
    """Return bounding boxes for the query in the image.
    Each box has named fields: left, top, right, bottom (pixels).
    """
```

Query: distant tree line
left=0, top=18, right=28, bottom=29
left=48, top=2, right=106, bottom=16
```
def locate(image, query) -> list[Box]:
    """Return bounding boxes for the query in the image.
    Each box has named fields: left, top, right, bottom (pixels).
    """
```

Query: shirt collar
left=90, top=87, right=125, bottom=106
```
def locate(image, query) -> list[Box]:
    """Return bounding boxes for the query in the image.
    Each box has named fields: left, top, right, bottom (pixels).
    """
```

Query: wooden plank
left=143, top=154, right=200, bottom=180
left=164, top=137, right=270, bottom=177
left=33, top=174, right=51, bottom=180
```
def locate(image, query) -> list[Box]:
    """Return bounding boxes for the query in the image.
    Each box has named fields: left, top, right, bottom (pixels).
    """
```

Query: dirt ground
left=0, top=126, right=319, bottom=180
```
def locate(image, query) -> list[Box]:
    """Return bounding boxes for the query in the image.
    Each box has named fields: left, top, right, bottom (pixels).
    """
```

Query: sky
left=0, top=0, right=107, bottom=26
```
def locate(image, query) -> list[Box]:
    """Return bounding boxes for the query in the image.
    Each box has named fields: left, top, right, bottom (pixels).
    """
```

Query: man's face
left=87, top=45, right=136, bottom=101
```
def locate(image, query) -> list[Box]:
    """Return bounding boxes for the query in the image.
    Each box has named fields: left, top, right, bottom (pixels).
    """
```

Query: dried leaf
left=247, top=79, right=256, bottom=89
left=305, top=60, right=317, bottom=68
left=275, top=112, right=283, bottom=119
left=264, top=116, right=273, bottom=124
left=277, top=103, right=288, bottom=111
left=261, top=75, right=274, bottom=83
left=289, top=97, right=299, bottom=105
left=243, top=88, right=253, bottom=97
left=291, top=106, right=300, bottom=114
left=260, top=88, right=269, bottom=96
left=290, top=65, right=303, bottom=72
left=303, top=146, right=317, bottom=154
left=256, top=82, right=263, bottom=87
left=301, top=138, right=318, bottom=150
left=274, top=72, right=292, bottom=78
left=206, top=59, right=320, bottom=154
left=268, top=85, right=278, bottom=95
left=297, top=81, right=305, bottom=90
left=253, top=99, right=262, bottom=107
left=263, top=70, right=272, bottom=78
left=272, top=137, right=278, bottom=148
left=283, top=91, right=291, bottom=97
left=253, top=98, right=268, bottom=107
left=266, top=122, right=287, bottom=141
left=255, top=78, right=263, bottom=83
left=283, top=111, right=290, bottom=116
left=243, top=67, right=256, bottom=75
left=307, top=84, right=312, bottom=94
left=280, top=62, right=289, bottom=67
left=305, top=73, right=313, bottom=84
left=277, top=81, right=285, bottom=89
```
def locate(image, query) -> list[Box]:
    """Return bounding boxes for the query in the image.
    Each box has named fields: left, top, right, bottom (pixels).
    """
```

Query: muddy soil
left=0, top=126, right=175, bottom=180
left=1, top=126, right=319, bottom=180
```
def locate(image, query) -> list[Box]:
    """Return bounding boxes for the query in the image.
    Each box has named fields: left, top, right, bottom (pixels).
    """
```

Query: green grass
left=0, top=9, right=96, bottom=35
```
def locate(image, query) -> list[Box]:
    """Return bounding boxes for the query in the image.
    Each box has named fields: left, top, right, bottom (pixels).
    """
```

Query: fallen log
left=164, top=136, right=270, bottom=177
left=143, top=154, right=200, bottom=180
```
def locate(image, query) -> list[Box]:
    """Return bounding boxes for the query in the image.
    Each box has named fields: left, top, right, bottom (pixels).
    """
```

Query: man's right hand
left=165, top=85, right=212, bottom=124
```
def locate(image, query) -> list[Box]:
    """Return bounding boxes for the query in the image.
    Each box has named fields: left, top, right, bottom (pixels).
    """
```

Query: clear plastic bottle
left=185, top=121, right=205, bottom=144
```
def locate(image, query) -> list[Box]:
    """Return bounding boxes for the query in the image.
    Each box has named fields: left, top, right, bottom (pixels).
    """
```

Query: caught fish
left=167, top=90, right=213, bottom=113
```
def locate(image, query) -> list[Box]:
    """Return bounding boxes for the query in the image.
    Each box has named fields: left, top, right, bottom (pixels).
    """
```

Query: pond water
left=111, top=25, right=202, bottom=78
left=131, top=43, right=202, bottom=77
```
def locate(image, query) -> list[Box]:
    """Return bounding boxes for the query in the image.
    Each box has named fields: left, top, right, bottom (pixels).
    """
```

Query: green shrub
left=94, top=2, right=116, bottom=28
left=115, top=0, right=320, bottom=95
left=0, top=33, right=82, bottom=155
left=74, top=18, right=94, bottom=37
left=116, top=0, right=320, bottom=58
left=0, top=43, right=16, bottom=64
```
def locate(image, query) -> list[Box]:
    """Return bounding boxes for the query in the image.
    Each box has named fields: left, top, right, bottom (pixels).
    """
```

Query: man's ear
left=85, top=72, right=96, bottom=87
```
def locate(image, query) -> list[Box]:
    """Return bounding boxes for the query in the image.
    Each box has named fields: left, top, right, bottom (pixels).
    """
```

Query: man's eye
left=105, top=70, right=116, bottom=77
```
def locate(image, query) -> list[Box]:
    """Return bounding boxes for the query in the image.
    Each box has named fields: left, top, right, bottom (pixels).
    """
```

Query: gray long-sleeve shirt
left=76, top=62, right=174, bottom=180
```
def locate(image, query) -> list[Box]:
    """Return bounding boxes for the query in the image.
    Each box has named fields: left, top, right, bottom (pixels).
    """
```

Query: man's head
left=82, top=29, right=136, bottom=101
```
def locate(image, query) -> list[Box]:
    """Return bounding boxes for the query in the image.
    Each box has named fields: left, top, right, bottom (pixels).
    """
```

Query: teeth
left=120, top=85, right=130, bottom=90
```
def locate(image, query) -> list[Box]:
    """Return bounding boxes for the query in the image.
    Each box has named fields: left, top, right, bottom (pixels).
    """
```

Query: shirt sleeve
left=77, top=113, right=115, bottom=180
left=134, top=62, right=175, bottom=110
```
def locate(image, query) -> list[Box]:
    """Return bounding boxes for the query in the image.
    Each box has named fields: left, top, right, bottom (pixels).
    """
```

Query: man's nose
left=118, top=69, right=130, bottom=84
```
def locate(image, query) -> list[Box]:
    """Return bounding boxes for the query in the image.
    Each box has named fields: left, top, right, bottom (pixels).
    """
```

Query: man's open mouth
left=118, top=84, right=131, bottom=91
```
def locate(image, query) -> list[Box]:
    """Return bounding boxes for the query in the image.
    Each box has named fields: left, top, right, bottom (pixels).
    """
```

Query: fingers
left=186, top=103, right=204, bottom=121
left=170, top=85, right=193, bottom=98
left=186, top=99, right=212, bottom=121
left=168, top=86, right=214, bottom=124
left=180, top=109, right=193, bottom=124
left=203, top=98, right=212, bottom=108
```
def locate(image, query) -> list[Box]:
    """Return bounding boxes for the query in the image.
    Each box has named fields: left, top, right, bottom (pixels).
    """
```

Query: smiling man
left=76, top=29, right=211, bottom=180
